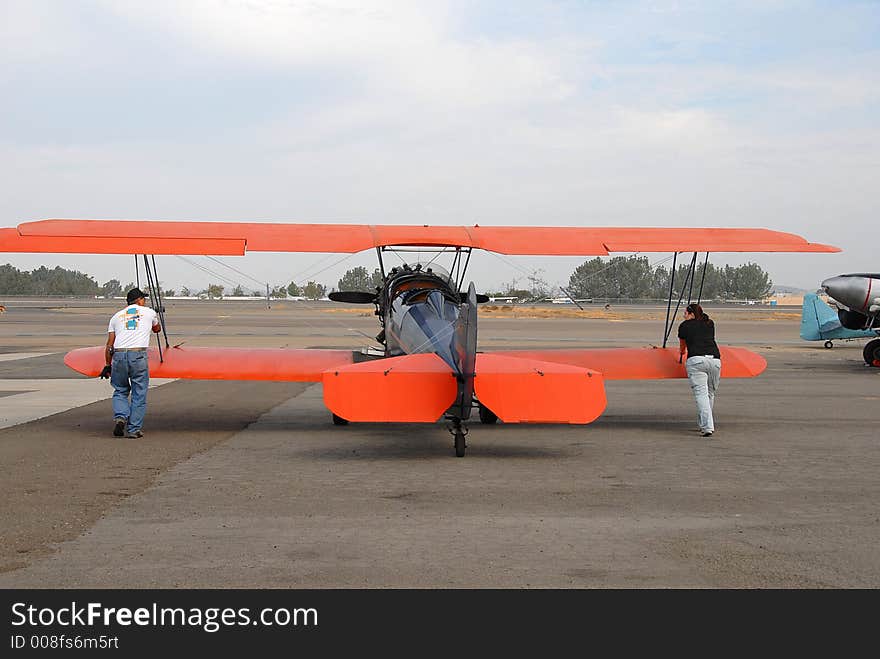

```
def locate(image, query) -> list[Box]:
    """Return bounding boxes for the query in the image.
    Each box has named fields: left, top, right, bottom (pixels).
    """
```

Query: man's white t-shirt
left=108, top=304, right=160, bottom=349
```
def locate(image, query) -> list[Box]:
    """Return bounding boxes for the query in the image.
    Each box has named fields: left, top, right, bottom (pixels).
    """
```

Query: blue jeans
left=685, top=355, right=721, bottom=433
left=111, top=351, right=150, bottom=433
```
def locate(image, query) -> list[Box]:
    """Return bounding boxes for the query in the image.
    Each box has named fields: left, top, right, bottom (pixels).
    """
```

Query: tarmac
left=0, top=298, right=878, bottom=587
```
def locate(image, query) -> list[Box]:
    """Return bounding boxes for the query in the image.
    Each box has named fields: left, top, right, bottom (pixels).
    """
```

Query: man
left=101, top=287, right=161, bottom=439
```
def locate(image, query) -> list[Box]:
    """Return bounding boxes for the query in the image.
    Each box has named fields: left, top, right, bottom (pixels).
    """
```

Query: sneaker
left=113, top=419, right=126, bottom=437
left=123, top=430, right=144, bottom=439
left=701, top=430, right=713, bottom=437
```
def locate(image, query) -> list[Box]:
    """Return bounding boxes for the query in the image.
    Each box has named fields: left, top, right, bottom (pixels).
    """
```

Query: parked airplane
left=820, top=273, right=880, bottom=366
left=799, top=292, right=878, bottom=349
left=0, top=219, right=839, bottom=455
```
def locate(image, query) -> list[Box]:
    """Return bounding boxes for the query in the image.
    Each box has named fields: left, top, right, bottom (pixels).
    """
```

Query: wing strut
left=662, top=252, right=709, bottom=348
left=140, top=254, right=170, bottom=362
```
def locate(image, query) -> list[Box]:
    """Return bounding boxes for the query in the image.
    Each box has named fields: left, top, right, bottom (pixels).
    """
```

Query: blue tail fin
left=800, top=293, right=840, bottom=340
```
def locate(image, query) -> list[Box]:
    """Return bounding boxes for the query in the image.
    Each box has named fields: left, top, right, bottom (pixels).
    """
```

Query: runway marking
left=0, top=378, right=176, bottom=431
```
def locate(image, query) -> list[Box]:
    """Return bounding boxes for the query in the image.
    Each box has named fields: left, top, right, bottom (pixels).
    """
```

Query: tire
left=454, top=432, right=466, bottom=457
left=824, top=340, right=833, bottom=349
left=863, top=338, right=880, bottom=366
left=332, top=413, right=349, bottom=426
left=478, top=405, right=498, bottom=424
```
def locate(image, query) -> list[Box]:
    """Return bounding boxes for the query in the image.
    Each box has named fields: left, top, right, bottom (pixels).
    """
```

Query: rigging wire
left=171, top=251, right=378, bottom=349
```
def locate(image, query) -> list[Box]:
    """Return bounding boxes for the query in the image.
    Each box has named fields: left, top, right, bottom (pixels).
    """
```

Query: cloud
left=1, top=1, right=877, bottom=290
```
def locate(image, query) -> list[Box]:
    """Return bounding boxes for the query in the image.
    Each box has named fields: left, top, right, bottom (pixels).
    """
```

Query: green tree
left=302, top=281, right=327, bottom=300
left=727, top=262, right=772, bottom=299
left=29, top=266, right=100, bottom=296
left=270, top=286, right=288, bottom=298
left=653, top=262, right=725, bottom=300
left=231, top=285, right=245, bottom=296
left=287, top=281, right=301, bottom=297
left=101, top=279, right=123, bottom=298
left=569, top=256, right=654, bottom=299
left=206, top=283, right=225, bottom=299
left=0, top=264, right=32, bottom=294
left=338, top=266, right=383, bottom=292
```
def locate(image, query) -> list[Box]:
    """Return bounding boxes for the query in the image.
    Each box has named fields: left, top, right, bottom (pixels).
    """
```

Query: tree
left=270, top=286, right=288, bottom=298
left=164, top=289, right=176, bottom=297
left=728, top=262, right=772, bottom=299
left=101, top=279, right=122, bottom=298
left=180, top=286, right=192, bottom=297
left=569, top=257, right=772, bottom=301
left=338, top=266, right=383, bottom=292
left=28, top=266, right=100, bottom=296
left=568, top=256, right=654, bottom=299
left=302, top=281, right=327, bottom=300
left=231, top=285, right=245, bottom=297
left=206, top=283, right=225, bottom=299
left=0, top=264, right=32, bottom=294
left=287, top=281, right=301, bottom=297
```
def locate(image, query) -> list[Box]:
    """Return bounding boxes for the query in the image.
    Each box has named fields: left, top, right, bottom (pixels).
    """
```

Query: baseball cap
left=126, top=288, right=149, bottom=304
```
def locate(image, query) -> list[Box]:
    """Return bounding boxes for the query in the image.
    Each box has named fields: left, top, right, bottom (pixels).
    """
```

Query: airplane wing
left=65, top=346, right=355, bottom=381
left=65, top=344, right=761, bottom=425
left=487, top=346, right=766, bottom=379
left=1, top=220, right=839, bottom=255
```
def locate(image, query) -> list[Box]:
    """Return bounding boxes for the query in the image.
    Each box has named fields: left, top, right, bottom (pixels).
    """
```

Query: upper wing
left=1, top=220, right=839, bottom=255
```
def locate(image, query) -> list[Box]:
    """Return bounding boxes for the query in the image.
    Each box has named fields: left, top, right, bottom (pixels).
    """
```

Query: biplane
left=0, top=220, right=838, bottom=456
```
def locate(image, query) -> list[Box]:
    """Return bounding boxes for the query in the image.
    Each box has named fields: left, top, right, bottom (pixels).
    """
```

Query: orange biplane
left=0, top=220, right=838, bottom=456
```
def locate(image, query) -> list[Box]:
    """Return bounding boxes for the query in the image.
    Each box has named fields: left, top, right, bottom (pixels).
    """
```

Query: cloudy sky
left=1, top=0, right=877, bottom=294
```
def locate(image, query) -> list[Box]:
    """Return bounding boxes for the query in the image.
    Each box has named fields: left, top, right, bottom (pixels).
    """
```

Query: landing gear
left=824, top=340, right=834, bottom=349
left=332, top=413, right=349, bottom=426
left=478, top=404, right=498, bottom=424
left=448, top=417, right=468, bottom=457
left=863, top=338, right=880, bottom=367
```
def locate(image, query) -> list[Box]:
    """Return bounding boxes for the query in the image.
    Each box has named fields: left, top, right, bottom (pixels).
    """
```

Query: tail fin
left=800, top=293, right=839, bottom=340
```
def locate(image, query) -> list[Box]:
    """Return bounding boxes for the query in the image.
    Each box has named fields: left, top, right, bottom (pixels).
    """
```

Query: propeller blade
left=459, top=292, right=489, bottom=303
left=329, top=291, right=377, bottom=304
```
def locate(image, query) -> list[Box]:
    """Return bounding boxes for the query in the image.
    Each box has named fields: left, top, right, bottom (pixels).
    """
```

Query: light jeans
left=685, top=355, right=721, bottom=433
left=111, top=350, right=150, bottom=433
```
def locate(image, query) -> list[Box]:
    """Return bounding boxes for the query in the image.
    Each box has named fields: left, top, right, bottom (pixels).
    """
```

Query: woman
left=678, top=303, right=721, bottom=437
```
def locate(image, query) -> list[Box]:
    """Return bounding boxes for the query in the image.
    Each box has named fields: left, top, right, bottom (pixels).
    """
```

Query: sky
left=1, top=0, right=878, bottom=295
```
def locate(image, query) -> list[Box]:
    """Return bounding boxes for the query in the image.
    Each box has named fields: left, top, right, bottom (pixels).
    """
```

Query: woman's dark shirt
left=678, top=318, right=721, bottom=358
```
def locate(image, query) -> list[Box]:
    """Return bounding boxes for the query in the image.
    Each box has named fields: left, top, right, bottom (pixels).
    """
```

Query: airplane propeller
left=329, top=291, right=377, bottom=304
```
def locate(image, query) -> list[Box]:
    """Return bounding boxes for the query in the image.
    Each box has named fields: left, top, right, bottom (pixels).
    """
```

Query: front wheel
left=863, top=338, right=880, bottom=366
left=454, top=431, right=466, bottom=457
left=824, top=340, right=833, bottom=349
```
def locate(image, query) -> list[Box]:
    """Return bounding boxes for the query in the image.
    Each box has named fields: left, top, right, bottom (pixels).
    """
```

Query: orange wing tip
left=474, top=354, right=606, bottom=424
left=64, top=347, right=104, bottom=376
left=322, top=353, right=457, bottom=422
left=718, top=347, right=767, bottom=377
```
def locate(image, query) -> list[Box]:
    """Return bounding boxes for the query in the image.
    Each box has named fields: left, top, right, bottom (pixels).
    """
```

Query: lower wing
left=65, top=344, right=764, bottom=424
left=486, top=346, right=766, bottom=379
left=64, top=346, right=355, bottom=380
